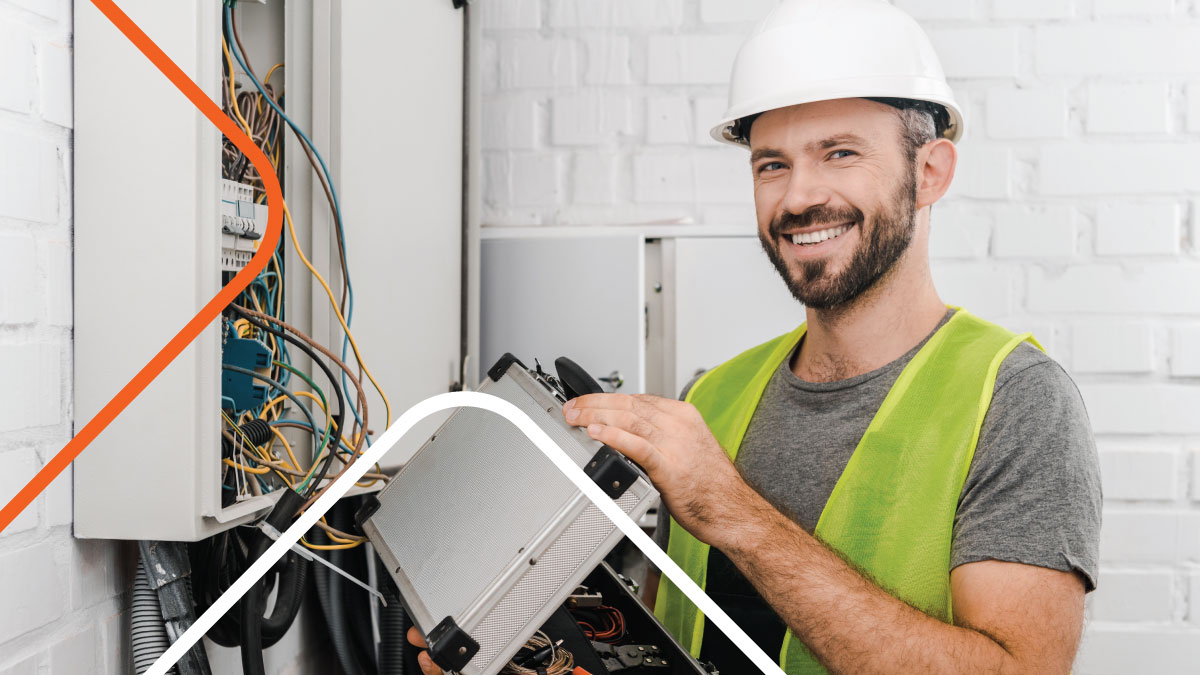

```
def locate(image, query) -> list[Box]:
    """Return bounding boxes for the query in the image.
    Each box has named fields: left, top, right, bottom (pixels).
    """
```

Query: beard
left=758, top=169, right=918, bottom=311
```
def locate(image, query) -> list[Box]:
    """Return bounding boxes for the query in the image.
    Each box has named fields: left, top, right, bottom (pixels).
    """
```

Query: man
left=411, top=1, right=1100, bottom=673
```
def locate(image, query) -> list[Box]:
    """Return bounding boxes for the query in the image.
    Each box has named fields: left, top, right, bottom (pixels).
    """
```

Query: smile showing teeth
left=790, top=224, right=852, bottom=246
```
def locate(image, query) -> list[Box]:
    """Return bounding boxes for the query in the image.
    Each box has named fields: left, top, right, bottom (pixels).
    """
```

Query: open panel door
left=329, top=1, right=465, bottom=468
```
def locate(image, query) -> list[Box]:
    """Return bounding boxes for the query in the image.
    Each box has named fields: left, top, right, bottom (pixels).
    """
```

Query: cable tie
left=256, top=521, right=386, bottom=605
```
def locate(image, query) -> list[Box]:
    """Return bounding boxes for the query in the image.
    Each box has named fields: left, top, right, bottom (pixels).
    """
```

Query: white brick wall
left=1072, top=322, right=1155, bottom=374
left=1095, top=202, right=1181, bottom=257
left=1085, top=82, right=1171, bottom=134
left=0, top=2, right=134, bottom=673
left=481, top=0, right=1200, bottom=670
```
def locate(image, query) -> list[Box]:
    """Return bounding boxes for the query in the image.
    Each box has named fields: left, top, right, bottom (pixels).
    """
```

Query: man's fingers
left=568, top=407, right=658, bottom=440
left=417, top=651, right=443, bottom=675
left=585, top=423, right=661, bottom=475
left=406, top=628, right=442, bottom=675
left=567, top=392, right=673, bottom=413
left=567, top=392, right=635, bottom=412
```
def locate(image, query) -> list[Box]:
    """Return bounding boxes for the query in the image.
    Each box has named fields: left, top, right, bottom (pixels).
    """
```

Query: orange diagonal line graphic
left=0, top=0, right=283, bottom=534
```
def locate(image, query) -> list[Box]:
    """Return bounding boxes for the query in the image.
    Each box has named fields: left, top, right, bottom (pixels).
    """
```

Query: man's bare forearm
left=722, top=489, right=1017, bottom=675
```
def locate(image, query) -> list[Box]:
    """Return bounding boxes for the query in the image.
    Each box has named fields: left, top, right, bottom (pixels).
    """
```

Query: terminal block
left=221, top=336, right=272, bottom=411
left=220, top=179, right=267, bottom=272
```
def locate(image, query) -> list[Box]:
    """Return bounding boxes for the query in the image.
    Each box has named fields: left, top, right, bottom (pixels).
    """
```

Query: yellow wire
left=223, top=44, right=378, bottom=498
left=268, top=390, right=354, bottom=472
left=226, top=43, right=389, bottom=482
left=258, top=394, right=380, bottom=489
left=287, top=390, right=359, bottom=450
left=222, top=409, right=253, bottom=445
left=281, top=200, right=392, bottom=427
left=300, top=537, right=365, bottom=551
left=257, top=63, right=285, bottom=115
left=264, top=62, right=284, bottom=86
left=221, top=410, right=295, bottom=487
left=290, top=390, right=373, bottom=483
left=224, top=457, right=270, bottom=475
left=259, top=394, right=290, bottom=420
left=223, top=412, right=272, bottom=466
left=284, top=390, right=384, bottom=488
left=268, top=425, right=303, bottom=474
left=261, top=434, right=296, bottom=472
left=293, top=390, right=333, bottom=433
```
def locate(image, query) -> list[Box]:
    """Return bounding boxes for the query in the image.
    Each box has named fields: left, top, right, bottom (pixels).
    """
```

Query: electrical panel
left=73, top=0, right=469, bottom=541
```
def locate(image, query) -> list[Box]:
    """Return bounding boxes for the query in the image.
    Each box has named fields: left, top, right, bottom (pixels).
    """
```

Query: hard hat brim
left=710, top=84, right=965, bottom=147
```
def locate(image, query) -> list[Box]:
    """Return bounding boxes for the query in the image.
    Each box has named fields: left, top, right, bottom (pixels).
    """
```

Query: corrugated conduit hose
left=376, top=554, right=408, bottom=675
left=132, top=557, right=177, bottom=674
left=241, top=489, right=310, bottom=675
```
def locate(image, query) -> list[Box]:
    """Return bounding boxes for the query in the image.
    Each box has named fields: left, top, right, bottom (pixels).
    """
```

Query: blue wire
left=225, top=5, right=367, bottom=440
left=269, top=419, right=357, bottom=454
left=225, top=8, right=341, bottom=217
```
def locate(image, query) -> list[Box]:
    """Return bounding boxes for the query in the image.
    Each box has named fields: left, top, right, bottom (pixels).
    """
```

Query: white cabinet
left=669, top=236, right=806, bottom=396
left=73, top=0, right=467, bottom=540
left=480, top=227, right=806, bottom=399
left=481, top=235, right=645, bottom=393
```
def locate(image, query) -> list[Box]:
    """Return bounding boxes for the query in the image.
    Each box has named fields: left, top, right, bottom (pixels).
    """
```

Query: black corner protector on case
left=427, top=616, right=479, bottom=671
left=585, top=445, right=639, bottom=499
left=487, top=352, right=526, bottom=382
left=353, top=495, right=381, bottom=533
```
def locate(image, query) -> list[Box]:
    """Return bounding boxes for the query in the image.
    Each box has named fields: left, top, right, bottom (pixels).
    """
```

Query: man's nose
left=780, top=162, right=833, bottom=217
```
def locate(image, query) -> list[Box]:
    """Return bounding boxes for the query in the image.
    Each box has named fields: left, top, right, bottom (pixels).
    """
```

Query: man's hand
left=407, top=626, right=442, bottom=675
left=562, top=393, right=758, bottom=548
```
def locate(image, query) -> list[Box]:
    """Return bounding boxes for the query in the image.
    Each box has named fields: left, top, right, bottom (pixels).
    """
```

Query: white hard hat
left=711, top=0, right=965, bottom=147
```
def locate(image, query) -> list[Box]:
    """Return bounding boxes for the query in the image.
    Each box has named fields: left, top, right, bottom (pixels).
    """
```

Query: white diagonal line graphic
left=147, top=391, right=785, bottom=675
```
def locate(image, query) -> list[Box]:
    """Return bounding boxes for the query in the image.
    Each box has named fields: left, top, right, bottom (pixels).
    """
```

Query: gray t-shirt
left=657, top=309, right=1101, bottom=593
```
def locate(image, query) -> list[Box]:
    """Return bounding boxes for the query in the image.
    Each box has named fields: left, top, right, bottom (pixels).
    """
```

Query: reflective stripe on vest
left=653, top=309, right=1039, bottom=674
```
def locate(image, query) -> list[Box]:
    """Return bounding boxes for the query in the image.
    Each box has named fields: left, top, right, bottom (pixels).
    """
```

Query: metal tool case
left=360, top=354, right=659, bottom=674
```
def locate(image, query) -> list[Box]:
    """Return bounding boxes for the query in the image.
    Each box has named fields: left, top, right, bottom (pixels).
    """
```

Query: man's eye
left=759, top=161, right=786, bottom=173
left=829, top=150, right=856, bottom=160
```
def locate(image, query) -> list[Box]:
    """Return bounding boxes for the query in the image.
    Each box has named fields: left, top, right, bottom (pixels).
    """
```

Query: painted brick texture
left=0, top=2, right=133, bottom=673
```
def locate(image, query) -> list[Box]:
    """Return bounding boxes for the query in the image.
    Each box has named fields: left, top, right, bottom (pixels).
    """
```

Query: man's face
left=750, top=98, right=919, bottom=310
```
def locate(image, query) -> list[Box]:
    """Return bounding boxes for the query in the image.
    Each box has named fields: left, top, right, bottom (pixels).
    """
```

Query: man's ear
left=915, top=138, right=957, bottom=209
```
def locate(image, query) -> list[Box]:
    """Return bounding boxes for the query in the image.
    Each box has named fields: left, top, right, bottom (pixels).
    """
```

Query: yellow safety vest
left=653, top=309, right=1039, bottom=674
